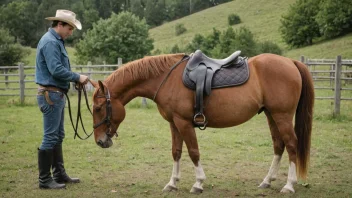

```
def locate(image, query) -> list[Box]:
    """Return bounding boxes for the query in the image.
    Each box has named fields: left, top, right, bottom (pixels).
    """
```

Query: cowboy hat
left=45, top=10, right=82, bottom=30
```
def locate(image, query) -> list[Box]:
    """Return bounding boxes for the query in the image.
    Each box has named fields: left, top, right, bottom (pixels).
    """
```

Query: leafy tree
left=316, top=0, right=352, bottom=38
left=145, top=0, right=166, bottom=27
left=280, top=0, right=321, bottom=47
left=75, top=12, right=153, bottom=64
left=130, top=0, right=145, bottom=19
left=0, top=28, right=30, bottom=66
left=0, top=1, right=39, bottom=47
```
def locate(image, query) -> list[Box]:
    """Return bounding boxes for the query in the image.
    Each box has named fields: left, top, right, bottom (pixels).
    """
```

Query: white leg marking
left=281, top=162, right=297, bottom=193
left=163, top=161, right=180, bottom=192
left=190, top=162, right=206, bottom=194
left=259, top=155, right=282, bottom=188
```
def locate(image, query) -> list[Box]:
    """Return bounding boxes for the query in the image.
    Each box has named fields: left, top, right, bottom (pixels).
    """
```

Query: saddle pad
left=183, top=57, right=249, bottom=90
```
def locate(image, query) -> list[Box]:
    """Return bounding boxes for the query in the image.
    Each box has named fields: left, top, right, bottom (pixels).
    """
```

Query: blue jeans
left=37, top=91, right=66, bottom=150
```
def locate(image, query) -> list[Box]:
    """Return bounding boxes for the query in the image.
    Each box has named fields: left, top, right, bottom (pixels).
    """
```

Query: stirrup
left=193, top=113, right=208, bottom=130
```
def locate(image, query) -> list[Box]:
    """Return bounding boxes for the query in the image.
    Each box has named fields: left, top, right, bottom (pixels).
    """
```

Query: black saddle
left=182, top=50, right=249, bottom=129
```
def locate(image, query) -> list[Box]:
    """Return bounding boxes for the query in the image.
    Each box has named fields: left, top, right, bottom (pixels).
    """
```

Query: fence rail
left=1, top=56, right=351, bottom=115
left=301, top=55, right=352, bottom=116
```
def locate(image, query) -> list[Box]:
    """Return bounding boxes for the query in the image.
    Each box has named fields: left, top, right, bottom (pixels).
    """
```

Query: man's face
left=57, top=22, right=74, bottom=40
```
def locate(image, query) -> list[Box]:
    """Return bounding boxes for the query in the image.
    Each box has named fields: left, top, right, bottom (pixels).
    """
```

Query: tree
left=280, top=0, right=321, bottom=47
left=0, top=28, right=30, bottom=66
left=144, top=0, right=166, bottom=27
left=316, top=0, right=352, bottom=38
left=0, top=1, right=39, bottom=47
left=75, top=12, right=153, bottom=64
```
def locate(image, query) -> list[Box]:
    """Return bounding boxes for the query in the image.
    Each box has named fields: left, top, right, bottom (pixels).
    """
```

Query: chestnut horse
left=89, top=53, right=314, bottom=194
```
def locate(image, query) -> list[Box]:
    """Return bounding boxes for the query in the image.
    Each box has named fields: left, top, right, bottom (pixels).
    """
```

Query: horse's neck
left=106, top=69, right=164, bottom=105
left=106, top=54, right=186, bottom=105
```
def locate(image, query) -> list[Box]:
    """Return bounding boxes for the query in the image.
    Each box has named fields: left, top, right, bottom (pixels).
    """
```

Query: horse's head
left=90, top=80, right=125, bottom=148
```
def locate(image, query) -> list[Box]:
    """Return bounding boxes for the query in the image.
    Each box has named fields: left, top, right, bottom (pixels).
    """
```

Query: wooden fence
left=1, top=56, right=351, bottom=115
left=300, top=55, right=352, bottom=116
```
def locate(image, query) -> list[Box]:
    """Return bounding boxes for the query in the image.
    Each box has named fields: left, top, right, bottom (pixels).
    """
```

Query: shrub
left=228, top=13, right=241, bottom=25
left=257, top=41, right=282, bottom=55
left=0, top=28, right=30, bottom=66
left=175, top=23, right=187, bottom=36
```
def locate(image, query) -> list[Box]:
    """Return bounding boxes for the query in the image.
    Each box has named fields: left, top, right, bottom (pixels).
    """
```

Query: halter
left=93, top=85, right=117, bottom=138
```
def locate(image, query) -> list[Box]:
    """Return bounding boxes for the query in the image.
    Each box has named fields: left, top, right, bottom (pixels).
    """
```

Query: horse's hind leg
left=173, top=117, right=206, bottom=194
left=163, top=122, right=183, bottom=192
left=259, top=110, right=285, bottom=189
left=271, top=112, right=298, bottom=193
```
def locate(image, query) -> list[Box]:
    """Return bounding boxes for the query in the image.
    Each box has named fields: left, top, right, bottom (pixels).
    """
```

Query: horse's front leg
left=163, top=122, right=183, bottom=192
left=174, top=117, right=206, bottom=194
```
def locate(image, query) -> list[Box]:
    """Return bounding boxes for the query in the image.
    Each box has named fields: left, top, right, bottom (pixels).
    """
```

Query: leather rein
left=65, top=83, right=94, bottom=140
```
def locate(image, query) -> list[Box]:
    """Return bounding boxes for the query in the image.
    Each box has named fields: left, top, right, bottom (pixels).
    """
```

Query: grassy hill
left=24, top=0, right=352, bottom=66
left=149, top=0, right=352, bottom=59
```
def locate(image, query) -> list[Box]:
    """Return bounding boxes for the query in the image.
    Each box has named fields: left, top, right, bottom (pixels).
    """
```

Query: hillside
left=149, top=0, right=352, bottom=59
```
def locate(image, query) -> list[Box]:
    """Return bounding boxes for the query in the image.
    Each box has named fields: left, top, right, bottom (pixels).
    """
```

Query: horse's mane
left=105, top=53, right=185, bottom=83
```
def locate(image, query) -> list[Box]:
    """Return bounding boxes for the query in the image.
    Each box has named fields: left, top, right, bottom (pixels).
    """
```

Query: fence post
left=333, top=55, right=342, bottom=117
left=19, top=63, right=25, bottom=105
left=300, top=55, right=305, bottom=64
left=4, top=68, right=9, bottom=88
left=117, top=58, right=122, bottom=69
left=87, top=61, right=93, bottom=91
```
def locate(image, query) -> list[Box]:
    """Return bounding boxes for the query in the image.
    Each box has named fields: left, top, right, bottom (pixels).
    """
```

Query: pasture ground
left=0, top=95, right=351, bottom=198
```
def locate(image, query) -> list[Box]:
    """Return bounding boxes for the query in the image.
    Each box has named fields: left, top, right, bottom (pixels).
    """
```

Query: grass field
left=0, top=88, right=351, bottom=198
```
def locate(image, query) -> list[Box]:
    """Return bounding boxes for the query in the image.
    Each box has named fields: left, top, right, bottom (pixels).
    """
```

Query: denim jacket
left=35, top=28, right=80, bottom=90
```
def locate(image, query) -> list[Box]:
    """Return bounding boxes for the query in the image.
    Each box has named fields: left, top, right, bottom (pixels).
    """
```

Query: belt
left=38, top=85, right=67, bottom=93
left=38, top=85, right=67, bottom=105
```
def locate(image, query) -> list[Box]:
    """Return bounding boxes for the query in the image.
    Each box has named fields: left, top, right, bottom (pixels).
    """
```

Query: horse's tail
left=293, top=60, right=314, bottom=179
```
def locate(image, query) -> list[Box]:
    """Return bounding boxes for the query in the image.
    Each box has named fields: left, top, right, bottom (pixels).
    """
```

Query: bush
left=257, top=41, right=282, bottom=55
left=75, top=12, right=153, bottom=64
left=0, top=28, right=30, bottom=66
left=228, top=13, right=241, bottom=25
left=175, top=23, right=187, bottom=36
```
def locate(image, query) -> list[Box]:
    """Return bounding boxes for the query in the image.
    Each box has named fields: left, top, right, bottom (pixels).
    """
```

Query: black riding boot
left=52, top=144, right=80, bottom=184
left=38, top=149, right=66, bottom=189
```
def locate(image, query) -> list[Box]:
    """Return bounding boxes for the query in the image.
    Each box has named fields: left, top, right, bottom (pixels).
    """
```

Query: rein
left=153, top=55, right=190, bottom=101
left=65, top=83, right=94, bottom=140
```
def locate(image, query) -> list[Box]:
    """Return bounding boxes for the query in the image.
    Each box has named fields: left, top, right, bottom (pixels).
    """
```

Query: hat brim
left=45, top=17, right=82, bottom=30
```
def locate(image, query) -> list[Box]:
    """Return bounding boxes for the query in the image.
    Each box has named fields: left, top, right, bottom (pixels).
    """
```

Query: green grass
left=0, top=90, right=351, bottom=197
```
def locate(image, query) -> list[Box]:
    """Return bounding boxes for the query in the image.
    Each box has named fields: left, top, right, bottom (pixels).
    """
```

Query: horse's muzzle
left=97, top=137, right=113, bottom=148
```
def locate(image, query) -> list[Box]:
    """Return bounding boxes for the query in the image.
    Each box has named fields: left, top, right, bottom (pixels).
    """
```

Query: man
left=35, top=10, right=88, bottom=189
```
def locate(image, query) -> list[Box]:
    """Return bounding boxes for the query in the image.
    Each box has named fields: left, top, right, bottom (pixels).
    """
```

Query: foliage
left=315, top=0, right=352, bottom=39
left=145, top=0, right=166, bottom=27
left=228, top=13, right=241, bottom=25
left=257, top=41, right=282, bottom=55
left=187, top=26, right=263, bottom=58
left=170, top=44, right=182, bottom=53
left=0, top=1, right=39, bottom=47
left=75, top=12, right=153, bottom=64
left=280, top=0, right=321, bottom=48
left=175, top=23, right=187, bottom=36
left=0, top=28, right=30, bottom=66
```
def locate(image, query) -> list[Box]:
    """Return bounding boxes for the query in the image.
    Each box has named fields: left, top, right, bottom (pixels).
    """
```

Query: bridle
left=92, top=84, right=117, bottom=138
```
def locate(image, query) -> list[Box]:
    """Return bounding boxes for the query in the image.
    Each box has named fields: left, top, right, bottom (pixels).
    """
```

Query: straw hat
left=45, top=10, right=82, bottom=30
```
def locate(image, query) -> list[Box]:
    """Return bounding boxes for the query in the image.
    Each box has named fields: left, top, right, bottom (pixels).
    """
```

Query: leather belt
left=37, top=85, right=67, bottom=105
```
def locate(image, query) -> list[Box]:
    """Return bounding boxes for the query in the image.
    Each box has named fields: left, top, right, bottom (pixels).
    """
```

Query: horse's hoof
left=280, top=186, right=295, bottom=193
left=162, top=184, right=178, bottom=192
left=258, top=182, right=271, bottom=188
left=190, top=186, right=203, bottom=194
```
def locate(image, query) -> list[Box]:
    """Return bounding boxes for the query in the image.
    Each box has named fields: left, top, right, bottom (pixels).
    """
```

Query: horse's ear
left=89, top=79, right=99, bottom=88
left=98, top=80, right=105, bottom=93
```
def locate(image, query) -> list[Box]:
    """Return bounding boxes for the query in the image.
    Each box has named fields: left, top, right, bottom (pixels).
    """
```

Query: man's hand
left=79, top=75, right=89, bottom=84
